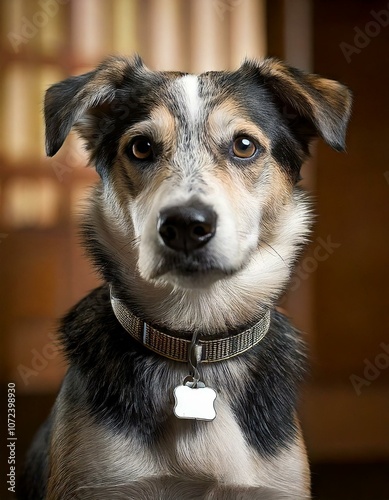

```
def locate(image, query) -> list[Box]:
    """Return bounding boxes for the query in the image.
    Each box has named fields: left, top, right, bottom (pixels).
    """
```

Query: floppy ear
left=242, top=58, right=352, bottom=152
left=44, top=55, right=145, bottom=157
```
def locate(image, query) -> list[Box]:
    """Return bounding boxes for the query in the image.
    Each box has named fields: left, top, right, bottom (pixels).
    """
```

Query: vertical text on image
left=7, top=382, right=17, bottom=494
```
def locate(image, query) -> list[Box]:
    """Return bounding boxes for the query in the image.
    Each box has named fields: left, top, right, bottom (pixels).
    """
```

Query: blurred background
left=0, top=0, right=388, bottom=498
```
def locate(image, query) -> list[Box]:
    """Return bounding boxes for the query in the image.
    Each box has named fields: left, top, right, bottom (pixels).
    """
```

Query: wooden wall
left=306, top=0, right=389, bottom=460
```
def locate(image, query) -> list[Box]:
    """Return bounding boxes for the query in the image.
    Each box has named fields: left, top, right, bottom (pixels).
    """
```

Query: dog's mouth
left=148, top=252, right=244, bottom=289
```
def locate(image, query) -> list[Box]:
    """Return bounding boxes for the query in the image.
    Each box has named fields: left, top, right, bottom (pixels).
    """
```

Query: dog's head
left=45, top=56, right=351, bottom=317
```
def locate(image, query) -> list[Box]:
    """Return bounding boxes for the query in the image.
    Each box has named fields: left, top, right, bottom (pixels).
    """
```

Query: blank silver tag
left=173, top=383, right=217, bottom=421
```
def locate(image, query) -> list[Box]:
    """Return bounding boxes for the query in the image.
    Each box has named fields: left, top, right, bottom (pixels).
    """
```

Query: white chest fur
left=49, top=394, right=309, bottom=499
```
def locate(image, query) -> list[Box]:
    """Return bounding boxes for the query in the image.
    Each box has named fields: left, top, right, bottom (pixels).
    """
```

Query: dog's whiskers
left=259, top=240, right=287, bottom=267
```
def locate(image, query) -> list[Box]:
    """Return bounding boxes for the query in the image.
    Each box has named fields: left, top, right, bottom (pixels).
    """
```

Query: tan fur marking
left=88, top=56, right=147, bottom=89
left=260, top=62, right=317, bottom=112
left=112, top=106, right=177, bottom=199
left=207, top=99, right=275, bottom=200
left=118, top=105, right=176, bottom=156
left=207, top=99, right=292, bottom=236
left=306, top=74, right=352, bottom=112
left=259, top=59, right=351, bottom=137
left=259, top=161, right=294, bottom=244
left=208, top=99, right=271, bottom=151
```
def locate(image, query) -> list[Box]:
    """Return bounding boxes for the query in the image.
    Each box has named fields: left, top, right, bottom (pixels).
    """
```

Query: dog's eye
left=128, top=136, right=153, bottom=160
left=232, top=136, right=257, bottom=159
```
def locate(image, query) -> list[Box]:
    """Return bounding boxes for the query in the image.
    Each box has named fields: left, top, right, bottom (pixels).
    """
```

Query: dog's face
left=45, top=56, right=351, bottom=300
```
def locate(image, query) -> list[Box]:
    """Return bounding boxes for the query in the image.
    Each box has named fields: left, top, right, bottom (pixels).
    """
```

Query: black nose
left=158, top=204, right=217, bottom=252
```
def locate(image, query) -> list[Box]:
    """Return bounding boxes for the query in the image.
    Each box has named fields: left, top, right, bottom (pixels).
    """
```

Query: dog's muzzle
left=158, top=203, right=217, bottom=253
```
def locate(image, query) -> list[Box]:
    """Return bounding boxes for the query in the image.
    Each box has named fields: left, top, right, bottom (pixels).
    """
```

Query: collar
left=110, top=288, right=271, bottom=363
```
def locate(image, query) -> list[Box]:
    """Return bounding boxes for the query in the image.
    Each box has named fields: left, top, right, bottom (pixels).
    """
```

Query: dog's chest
left=89, top=395, right=261, bottom=486
left=160, top=398, right=261, bottom=484
left=50, top=395, right=310, bottom=498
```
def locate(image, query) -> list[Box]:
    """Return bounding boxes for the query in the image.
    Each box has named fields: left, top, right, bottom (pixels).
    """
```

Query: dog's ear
left=241, top=58, right=352, bottom=152
left=44, top=55, right=145, bottom=157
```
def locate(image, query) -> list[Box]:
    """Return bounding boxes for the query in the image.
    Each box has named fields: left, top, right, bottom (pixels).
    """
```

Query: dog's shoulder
left=58, top=284, right=136, bottom=360
left=59, top=285, right=113, bottom=337
left=230, top=309, right=308, bottom=456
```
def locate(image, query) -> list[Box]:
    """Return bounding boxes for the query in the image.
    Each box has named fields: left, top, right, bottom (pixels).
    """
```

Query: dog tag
left=173, top=380, right=217, bottom=421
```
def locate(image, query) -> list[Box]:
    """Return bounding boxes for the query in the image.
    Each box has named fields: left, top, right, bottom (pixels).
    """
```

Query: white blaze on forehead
left=177, top=74, right=200, bottom=123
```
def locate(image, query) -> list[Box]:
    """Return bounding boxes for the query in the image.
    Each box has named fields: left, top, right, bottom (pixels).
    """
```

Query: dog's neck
left=109, top=273, right=274, bottom=334
left=110, top=286, right=271, bottom=362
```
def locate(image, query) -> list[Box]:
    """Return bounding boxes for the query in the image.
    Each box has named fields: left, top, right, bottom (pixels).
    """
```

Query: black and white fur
left=19, top=56, right=351, bottom=499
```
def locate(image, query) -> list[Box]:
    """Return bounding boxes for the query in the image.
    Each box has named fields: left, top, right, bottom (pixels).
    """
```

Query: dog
left=19, top=56, right=351, bottom=499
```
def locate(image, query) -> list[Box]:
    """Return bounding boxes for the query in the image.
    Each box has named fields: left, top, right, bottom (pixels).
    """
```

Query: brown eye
left=129, top=136, right=153, bottom=160
left=232, top=136, right=257, bottom=159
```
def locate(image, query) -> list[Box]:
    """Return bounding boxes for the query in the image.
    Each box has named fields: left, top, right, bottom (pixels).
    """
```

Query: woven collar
left=110, top=289, right=271, bottom=363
